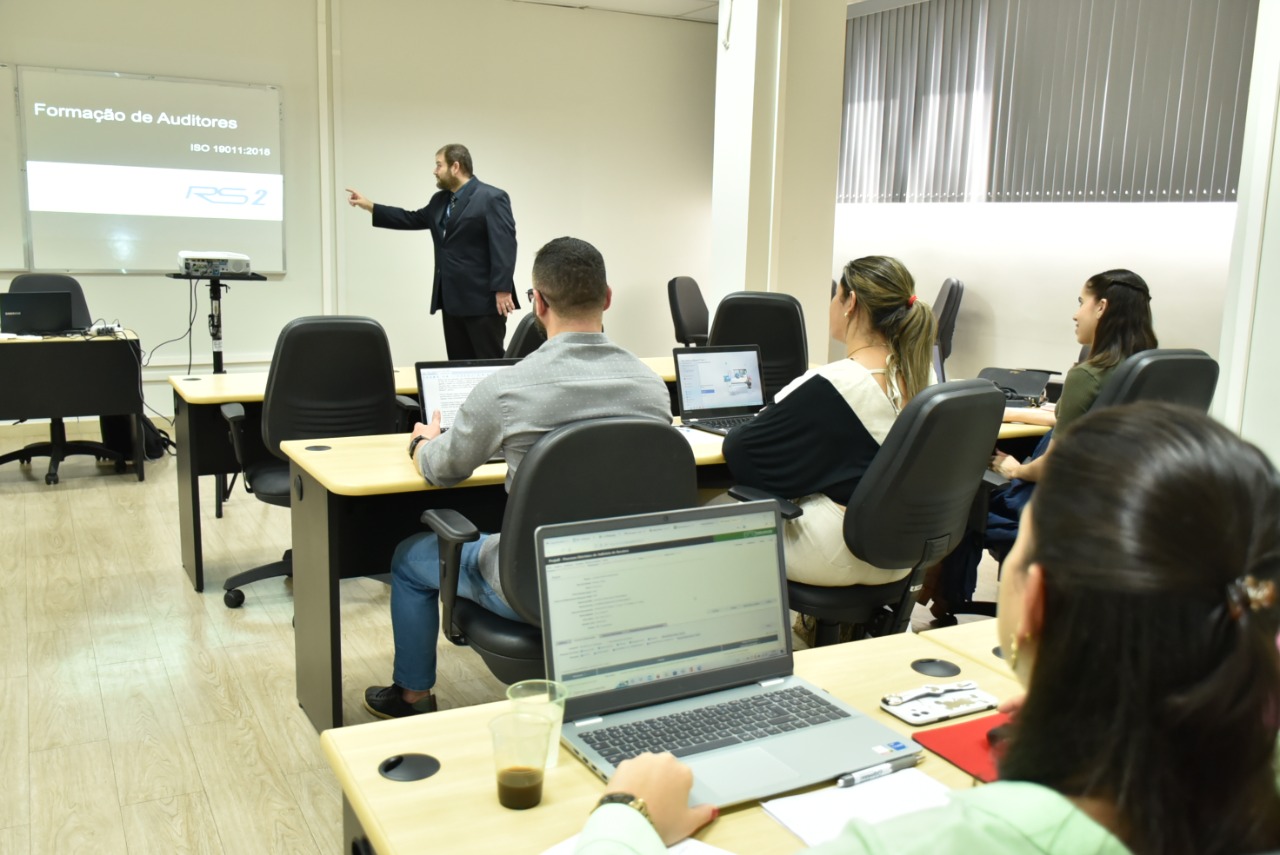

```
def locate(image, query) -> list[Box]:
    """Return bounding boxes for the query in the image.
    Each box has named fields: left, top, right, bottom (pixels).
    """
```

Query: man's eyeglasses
left=526, top=288, right=551, bottom=307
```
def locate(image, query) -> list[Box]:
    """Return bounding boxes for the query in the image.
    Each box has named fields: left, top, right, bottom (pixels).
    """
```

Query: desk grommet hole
left=184, top=377, right=201, bottom=381
left=305, top=445, right=331, bottom=451
left=992, top=646, right=1004, bottom=659
left=910, top=658, right=961, bottom=678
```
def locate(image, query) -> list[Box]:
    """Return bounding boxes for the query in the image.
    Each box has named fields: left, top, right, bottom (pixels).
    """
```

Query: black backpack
left=100, top=415, right=176, bottom=461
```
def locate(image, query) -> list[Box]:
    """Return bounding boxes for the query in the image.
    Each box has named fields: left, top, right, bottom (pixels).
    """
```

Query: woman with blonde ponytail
left=723, top=256, right=937, bottom=588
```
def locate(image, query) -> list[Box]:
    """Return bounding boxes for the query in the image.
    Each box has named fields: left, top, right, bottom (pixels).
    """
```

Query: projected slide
left=19, top=67, right=283, bottom=272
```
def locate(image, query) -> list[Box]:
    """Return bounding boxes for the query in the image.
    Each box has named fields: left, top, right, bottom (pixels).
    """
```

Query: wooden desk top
left=168, top=366, right=419, bottom=404
left=0, top=331, right=139, bottom=344
left=997, top=422, right=1050, bottom=439
left=322, top=631, right=1020, bottom=855
left=280, top=429, right=726, bottom=496
left=917, top=620, right=1010, bottom=674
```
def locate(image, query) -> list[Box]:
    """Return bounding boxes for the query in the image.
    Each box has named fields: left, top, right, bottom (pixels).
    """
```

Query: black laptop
left=672, top=345, right=767, bottom=435
left=0, top=291, right=76, bottom=335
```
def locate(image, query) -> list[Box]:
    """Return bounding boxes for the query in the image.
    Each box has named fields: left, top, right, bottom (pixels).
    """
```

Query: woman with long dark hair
left=574, top=402, right=1280, bottom=854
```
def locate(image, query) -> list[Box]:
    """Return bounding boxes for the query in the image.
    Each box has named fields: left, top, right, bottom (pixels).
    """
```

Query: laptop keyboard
left=580, top=687, right=851, bottom=767
left=694, top=415, right=756, bottom=432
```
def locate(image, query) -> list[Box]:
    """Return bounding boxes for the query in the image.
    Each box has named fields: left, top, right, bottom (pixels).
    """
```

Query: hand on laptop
left=412, top=411, right=443, bottom=443
left=605, top=753, right=717, bottom=846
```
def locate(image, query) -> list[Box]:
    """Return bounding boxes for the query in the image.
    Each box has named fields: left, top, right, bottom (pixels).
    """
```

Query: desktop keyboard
left=581, top=687, right=851, bottom=767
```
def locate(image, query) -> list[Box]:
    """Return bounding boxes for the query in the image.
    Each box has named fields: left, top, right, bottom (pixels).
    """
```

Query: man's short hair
left=532, top=237, right=608, bottom=320
left=437, top=144, right=473, bottom=176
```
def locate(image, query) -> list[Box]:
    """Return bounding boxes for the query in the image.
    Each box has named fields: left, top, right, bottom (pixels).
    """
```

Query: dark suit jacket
left=371, top=177, right=518, bottom=317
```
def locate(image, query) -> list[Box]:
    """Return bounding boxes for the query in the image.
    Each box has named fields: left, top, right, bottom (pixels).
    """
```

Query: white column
left=710, top=0, right=847, bottom=356
left=1219, top=0, right=1280, bottom=461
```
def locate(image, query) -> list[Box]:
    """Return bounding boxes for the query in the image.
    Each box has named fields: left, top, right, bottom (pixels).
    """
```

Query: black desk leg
left=174, top=392, right=205, bottom=592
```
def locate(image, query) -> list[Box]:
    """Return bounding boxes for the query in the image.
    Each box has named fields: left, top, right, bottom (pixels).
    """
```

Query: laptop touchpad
left=692, top=747, right=800, bottom=793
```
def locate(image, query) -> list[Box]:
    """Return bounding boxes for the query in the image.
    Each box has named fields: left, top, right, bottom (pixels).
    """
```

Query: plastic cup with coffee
left=489, top=712, right=553, bottom=810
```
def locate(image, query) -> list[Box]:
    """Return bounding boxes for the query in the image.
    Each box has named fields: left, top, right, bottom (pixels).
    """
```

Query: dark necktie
left=442, top=194, right=456, bottom=232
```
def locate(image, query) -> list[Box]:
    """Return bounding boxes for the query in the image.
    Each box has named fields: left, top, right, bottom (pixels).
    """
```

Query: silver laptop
left=672, top=346, right=767, bottom=435
left=536, top=502, right=921, bottom=807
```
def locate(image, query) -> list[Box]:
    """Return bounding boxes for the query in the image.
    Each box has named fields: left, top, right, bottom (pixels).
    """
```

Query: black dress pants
left=441, top=312, right=507, bottom=360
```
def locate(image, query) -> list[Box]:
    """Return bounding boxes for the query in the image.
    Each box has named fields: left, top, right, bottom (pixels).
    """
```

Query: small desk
left=0, top=334, right=145, bottom=483
left=281, top=432, right=731, bottom=734
left=321, top=627, right=1019, bottom=855
left=169, top=368, right=419, bottom=592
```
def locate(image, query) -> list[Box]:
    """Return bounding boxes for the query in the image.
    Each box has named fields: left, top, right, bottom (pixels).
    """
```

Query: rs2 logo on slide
left=186, top=186, right=269, bottom=205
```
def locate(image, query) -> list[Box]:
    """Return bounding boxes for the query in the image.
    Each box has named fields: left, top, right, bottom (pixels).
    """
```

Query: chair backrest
left=9, top=273, right=93, bottom=329
left=1089, top=348, right=1219, bottom=413
left=503, top=312, right=546, bottom=358
left=844, top=380, right=1004, bottom=570
left=707, top=291, right=808, bottom=402
left=261, top=316, right=399, bottom=456
left=933, top=277, right=964, bottom=363
left=668, top=276, right=709, bottom=347
left=497, top=418, right=699, bottom=624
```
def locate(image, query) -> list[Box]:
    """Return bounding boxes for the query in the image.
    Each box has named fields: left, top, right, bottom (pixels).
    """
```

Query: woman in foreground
left=576, top=402, right=1280, bottom=854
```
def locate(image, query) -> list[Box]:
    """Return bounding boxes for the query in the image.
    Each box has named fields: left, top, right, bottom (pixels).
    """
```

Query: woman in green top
left=993, top=268, right=1157, bottom=480
left=575, top=402, right=1280, bottom=854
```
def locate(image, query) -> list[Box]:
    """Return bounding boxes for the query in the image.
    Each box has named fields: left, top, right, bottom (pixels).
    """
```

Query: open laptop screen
left=538, top=504, right=789, bottom=717
left=672, top=346, right=766, bottom=418
left=414, top=358, right=519, bottom=428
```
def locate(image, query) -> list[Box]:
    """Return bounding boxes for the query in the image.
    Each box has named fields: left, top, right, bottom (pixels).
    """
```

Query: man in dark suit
left=347, top=143, right=518, bottom=359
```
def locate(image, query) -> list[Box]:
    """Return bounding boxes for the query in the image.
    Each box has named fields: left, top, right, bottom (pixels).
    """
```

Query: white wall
left=828, top=202, right=1236, bottom=379
left=335, top=0, right=716, bottom=366
left=1, top=0, right=717, bottom=414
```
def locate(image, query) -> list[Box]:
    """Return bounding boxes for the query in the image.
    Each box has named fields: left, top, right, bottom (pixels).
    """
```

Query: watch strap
left=594, top=792, right=651, bottom=823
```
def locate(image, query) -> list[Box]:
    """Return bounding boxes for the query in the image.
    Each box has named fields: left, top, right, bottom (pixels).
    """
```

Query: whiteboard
left=16, top=66, right=284, bottom=273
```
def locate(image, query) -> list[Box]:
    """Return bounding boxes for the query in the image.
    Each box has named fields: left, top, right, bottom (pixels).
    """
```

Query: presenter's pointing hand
left=345, top=188, right=373, bottom=212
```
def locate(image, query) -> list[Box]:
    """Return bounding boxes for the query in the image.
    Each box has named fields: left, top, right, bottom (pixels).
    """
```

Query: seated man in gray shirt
left=365, top=236, right=674, bottom=718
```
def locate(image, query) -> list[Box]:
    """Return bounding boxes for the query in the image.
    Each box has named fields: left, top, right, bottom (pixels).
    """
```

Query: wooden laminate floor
left=0, top=419, right=997, bottom=854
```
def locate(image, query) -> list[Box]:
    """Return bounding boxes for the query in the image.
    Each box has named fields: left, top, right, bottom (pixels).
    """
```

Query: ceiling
left=508, top=0, right=719, bottom=24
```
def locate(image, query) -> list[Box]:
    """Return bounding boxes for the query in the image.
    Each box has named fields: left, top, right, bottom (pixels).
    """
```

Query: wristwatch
left=407, top=434, right=427, bottom=459
left=594, top=792, right=651, bottom=823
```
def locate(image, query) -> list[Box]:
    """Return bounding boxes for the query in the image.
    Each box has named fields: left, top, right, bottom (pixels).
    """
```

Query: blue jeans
left=389, top=532, right=522, bottom=692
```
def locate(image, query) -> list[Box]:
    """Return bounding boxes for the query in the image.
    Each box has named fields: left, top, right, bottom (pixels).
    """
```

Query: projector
left=178, top=250, right=252, bottom=277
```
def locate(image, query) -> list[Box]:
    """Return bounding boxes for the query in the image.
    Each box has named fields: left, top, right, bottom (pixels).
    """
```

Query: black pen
left=836, top=753, right=922, bottom=788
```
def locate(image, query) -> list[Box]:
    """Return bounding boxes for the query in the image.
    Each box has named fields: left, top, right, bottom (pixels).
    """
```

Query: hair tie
left=1226, top=575, right=1277, bottom=622
left=907, top=295, right=918, bottom=307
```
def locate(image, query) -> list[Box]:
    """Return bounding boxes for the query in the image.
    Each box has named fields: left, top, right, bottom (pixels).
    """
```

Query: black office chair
left=219, top=316, right=402, bottom=608
left=707, top=291, right=808, bottom=403
left=668, top=276, right=709, bottom=347
left=420, top=418, right=699, bottom=684
left=733, top=380, right=1004, bottom=645
left=934, top=278, right=963, bottom=363
left=1090, top=348, right=1219, bottom=412
left=0, top=273, right=129, bottom=485
left=503, top=312, right=546, bottom=358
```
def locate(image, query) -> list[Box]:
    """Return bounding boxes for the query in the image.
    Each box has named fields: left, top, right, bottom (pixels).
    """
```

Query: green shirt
left=1053, top=362, right=1114, bottom=434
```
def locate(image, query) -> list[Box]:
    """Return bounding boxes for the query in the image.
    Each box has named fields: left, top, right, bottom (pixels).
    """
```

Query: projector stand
left=167, top=271, right=267, bottom=516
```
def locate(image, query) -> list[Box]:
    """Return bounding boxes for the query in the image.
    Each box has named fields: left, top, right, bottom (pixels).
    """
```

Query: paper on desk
left=760, top=769, right=950, bottom=846
left=674, top=425, right=725, bottom=449
left=543, top=834, right=735, bottom=855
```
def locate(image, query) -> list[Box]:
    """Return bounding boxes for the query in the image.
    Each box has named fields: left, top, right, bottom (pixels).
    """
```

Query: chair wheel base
left=224, top=589, right=245, bottom=608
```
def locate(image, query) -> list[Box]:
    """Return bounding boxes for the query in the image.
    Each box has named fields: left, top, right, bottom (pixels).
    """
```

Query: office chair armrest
left=690, top=334, right=708, bottom=347
left=420, top=509, right=481, bottom=645
left=726, top=485, right=803, bottom=520
left=219, top=403, right=249, bottom=467
left=395, top=395, right=419, bottom=432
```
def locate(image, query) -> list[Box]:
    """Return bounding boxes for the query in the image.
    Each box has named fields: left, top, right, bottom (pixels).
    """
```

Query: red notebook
left=914, top=712, right=1011, bottom=783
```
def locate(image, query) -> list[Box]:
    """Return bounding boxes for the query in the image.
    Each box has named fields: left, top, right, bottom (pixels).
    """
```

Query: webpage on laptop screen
left=676, top=351, right=766, bottom=412
left=542, top=509, right=786, bottom=698
left=418, top=364, right=508, bottom=428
